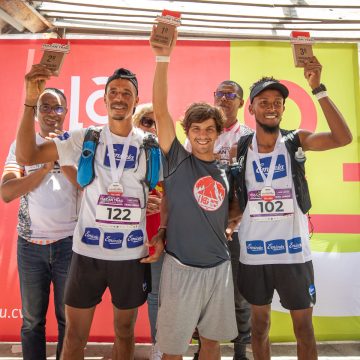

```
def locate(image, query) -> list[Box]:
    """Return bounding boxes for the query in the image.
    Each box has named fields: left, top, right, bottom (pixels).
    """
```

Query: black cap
left=250, top=79, right=289, bottom=103
left=105, top=68, right=138, bottom=95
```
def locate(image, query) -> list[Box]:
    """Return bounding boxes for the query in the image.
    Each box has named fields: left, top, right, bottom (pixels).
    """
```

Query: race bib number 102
left=248, top=188, right=294, bottom=221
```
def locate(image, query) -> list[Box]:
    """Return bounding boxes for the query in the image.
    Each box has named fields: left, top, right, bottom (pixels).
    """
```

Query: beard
left=256, top=118, right=280, bottom=134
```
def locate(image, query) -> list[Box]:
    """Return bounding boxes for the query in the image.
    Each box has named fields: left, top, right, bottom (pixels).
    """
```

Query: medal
left=104, top=126, right=132, bottom=197
left=108, top=182, right=123, bottom=195
left=260, top=186, right=275, bottom=201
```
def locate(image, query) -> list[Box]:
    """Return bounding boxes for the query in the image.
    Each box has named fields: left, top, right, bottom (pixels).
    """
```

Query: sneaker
left=149, top=343, right=163, bottom=360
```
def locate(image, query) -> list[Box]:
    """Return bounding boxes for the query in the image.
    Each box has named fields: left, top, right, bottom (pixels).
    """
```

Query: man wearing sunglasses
left=1, top=87, right=79, bottom=360
left=185, top=82, right=253, bottom=360
left=15, top=64, right=163, bottom=360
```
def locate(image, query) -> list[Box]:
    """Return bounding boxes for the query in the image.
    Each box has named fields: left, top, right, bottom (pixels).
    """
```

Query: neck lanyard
left=104, top=125, right=132, bottom=185
left=251, top=132, right=282, bottom=187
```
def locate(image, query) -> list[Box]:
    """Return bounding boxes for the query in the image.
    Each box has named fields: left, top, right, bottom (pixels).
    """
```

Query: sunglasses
left=38, top=104, right=66, bottom=115
left=214, top=91, right=240, bottom=100
left=140, top=117, right=156, bottom=128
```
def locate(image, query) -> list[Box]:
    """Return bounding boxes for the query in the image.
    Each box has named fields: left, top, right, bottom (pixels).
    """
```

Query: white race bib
left=248, top=188, right=294, bottom=221
left=95, top=194, right=142, bottom=229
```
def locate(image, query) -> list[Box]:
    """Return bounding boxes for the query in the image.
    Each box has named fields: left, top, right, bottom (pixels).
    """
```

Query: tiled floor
left=0, top=341, right=360, bottom=359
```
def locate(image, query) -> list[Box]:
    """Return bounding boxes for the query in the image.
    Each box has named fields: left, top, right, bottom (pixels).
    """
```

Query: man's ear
left=238, top=98, right=244, bottom=109
left=133, top=95, right=140, bottom=114
left=248, top=103, right=254, bottom=115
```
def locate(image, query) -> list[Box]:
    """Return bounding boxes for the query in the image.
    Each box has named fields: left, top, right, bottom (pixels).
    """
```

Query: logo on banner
left=246, top=240, right=265, bottom=255
left=266, top=239, right=286, bottom=255
left=103, top=232, right=124, bottom=249
left=82, top=227, right=100, bottom=245
left=193, top=176, right=225, bottom=211
left=127, top=230, right=144, bottom=248
left=104, top=145, right=137, bottom=168
left=252, top=155, right=287, bottom=182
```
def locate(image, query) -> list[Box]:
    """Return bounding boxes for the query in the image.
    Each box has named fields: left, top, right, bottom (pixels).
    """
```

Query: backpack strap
left=227, top=134, right=253, bottom=209
left=142, top=133, right=161, bottom=190
left=77, top=127, right=102, bottom=188
left=280, top=129, right=312, bottom=213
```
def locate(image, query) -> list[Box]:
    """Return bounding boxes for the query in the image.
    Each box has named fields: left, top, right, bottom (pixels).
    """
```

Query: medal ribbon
left=251, top=132, right=282, bottom=187
left=104, top=125, right=132, bottom=185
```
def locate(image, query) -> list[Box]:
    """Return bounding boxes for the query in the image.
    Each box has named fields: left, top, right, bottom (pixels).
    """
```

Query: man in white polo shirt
left=1, top=88, right=79, bottom=360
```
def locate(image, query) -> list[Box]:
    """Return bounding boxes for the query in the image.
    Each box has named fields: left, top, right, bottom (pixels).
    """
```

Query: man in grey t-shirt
left=150, top=29, right=241, bottom=359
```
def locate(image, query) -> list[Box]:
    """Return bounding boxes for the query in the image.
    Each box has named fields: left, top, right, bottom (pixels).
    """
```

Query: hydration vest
left=77, top=127, right=161, bottom=190
left=230, top=129, right=311, bottom=214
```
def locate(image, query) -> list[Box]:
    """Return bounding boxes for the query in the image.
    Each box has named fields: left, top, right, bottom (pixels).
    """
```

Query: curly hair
left=181, top=102, right=225, bottom=135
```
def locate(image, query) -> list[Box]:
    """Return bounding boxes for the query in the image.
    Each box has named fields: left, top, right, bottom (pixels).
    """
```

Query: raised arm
left=150, top=26, right=178, bottom=155
left=299, top=56, right=352, bottom=151
left=16, top=64, right=59, bottom=165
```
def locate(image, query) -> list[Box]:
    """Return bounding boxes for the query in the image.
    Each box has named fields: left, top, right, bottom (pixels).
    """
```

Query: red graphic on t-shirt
left=193, top=176, right=226, bottom=211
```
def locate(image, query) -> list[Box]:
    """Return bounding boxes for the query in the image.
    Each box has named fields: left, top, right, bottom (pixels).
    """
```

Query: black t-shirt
left=163, top=138, right=230, bottom=267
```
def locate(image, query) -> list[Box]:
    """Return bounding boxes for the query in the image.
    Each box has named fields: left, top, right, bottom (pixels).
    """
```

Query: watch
left=311, top=83, right=327, bottom=95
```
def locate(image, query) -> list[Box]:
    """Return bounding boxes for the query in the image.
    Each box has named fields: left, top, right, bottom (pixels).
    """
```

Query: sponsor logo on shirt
left=104, top=144, right=137, bottom=168
left=252, top=154, right=287, bottom=182
left=266, top=239, right=286, bottom=255
left=246, top=240, right=265, bottom=255
left=82, top=227, right=100, bottom=245
left=193, top=175, right=225, bottom=211
left=287, top=237, right=303, bottom=253
left=127, top=230, right=144, bottom=248
left=104, top=232, right=124, bottom=249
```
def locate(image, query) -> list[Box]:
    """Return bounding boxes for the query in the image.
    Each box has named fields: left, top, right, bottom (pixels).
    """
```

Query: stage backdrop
left=0, top=39, right=359, bottom=342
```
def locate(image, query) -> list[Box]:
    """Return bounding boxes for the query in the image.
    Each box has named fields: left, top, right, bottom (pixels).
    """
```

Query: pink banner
left=0, top=39, right=229, bottom=341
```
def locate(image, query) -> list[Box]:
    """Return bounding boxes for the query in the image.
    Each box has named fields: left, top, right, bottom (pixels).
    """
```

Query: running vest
left=77, top=127, right=161, bottom=190
left=230, top=129, right=311, bottom=214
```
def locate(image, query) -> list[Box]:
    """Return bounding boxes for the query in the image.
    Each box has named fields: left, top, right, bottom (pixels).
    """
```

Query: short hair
left=217, top=80, right=243, bottom=99
left=133, top=103, right=153, bottom=127
left=40, top=88, right=67, bottom=104
left=181, top=102, right=225, bottom=134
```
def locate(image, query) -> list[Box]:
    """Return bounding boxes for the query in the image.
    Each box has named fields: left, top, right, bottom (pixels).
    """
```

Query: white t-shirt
left=238, top=138, right=311, bottom=265
left=5, top=134, right=79, bottom=243
left=54, top=125, right=150, bottom=261
left=184, top=122, right=253, bottom=165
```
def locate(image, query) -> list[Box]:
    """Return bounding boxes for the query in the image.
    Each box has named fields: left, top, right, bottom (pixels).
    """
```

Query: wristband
left=311, top=83, right=327, bottom=95
left=314, top=91, right=328, bottom=100
left=156, top=56, right=170, bottom=63
left=158, top=225, right=167, bottom=232
left=24, top=103, right=37, bottom=115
